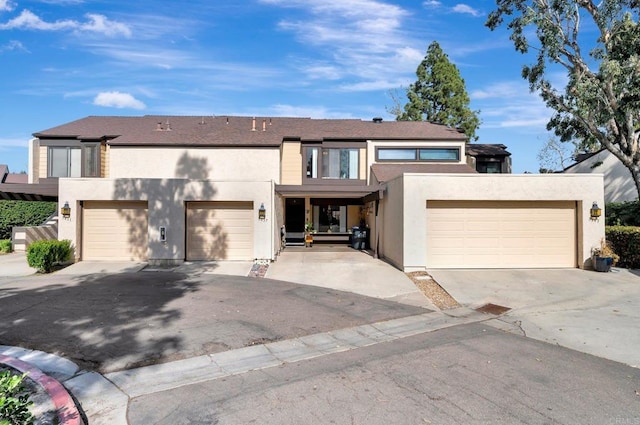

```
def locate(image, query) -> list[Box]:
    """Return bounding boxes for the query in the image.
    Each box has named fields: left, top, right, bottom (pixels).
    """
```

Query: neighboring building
left=1, top=115, right=604, bottom=270
left=466, top=144, right=512, bottom=173
left=0, top=165, right=28, bottom=184
left=563, top=149, right=638, bottom=203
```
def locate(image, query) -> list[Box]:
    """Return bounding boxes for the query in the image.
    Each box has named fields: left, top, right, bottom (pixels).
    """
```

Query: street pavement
left=2, top=252, right=640, bottom=424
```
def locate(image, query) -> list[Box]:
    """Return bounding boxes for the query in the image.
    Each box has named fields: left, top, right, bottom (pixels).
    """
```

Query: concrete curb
left=0, top=354, right=83, bottom=425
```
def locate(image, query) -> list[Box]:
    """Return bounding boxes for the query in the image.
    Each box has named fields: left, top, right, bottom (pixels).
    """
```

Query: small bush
left=0, top=240, right=12, bottom=254
left=605, top=201, right=640, bottom=226
left=0, top=370, right=34, bottom=425
left=26, top=240, right=72, bottom=273
left=606, top=226, right=640, bottom=269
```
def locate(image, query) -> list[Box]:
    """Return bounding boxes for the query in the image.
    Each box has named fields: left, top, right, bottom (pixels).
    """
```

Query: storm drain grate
left=475, top=303, right=511, bottom=315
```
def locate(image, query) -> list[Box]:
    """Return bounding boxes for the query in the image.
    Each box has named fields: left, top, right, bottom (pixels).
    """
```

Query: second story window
left=377, top=147, right=460, bottom=162
left=48, top=143, right=101, bottom=178
left=306, top=147, right=359, bottom=180
left=49, top=147, right=81, bottom=177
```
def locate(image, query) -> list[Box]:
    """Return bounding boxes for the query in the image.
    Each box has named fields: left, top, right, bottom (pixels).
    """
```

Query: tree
left=537, top=136, right=578, bottom=173
left=486, top=1, right=640, bottom=198
left=396, top=41, right=480, bottom=141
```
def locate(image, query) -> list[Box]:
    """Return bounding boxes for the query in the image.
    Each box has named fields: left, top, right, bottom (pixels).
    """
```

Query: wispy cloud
left=0, top=39, right=28, bottom=53
left=452, top=4, right=483, bottom=17
left=93, top=91, right=146, bottom=109
left=473, top=81, right=550, bottom=129
left=259, top=0, right=420, bottom=91
left=0, top=136, right=31, bottom=148
left=0, top=0, right=14, bottom=11
left=0, top=9, right=131, bottom=37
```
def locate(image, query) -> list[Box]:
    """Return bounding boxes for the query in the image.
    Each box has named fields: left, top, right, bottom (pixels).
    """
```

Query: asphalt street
left=128, top=323, right=640, bottom=425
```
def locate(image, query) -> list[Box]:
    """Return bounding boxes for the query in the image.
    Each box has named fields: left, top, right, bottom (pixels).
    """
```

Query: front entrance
left=285, top=198, right=305, bottom=245
left=284, top=197, right=366, bottom=246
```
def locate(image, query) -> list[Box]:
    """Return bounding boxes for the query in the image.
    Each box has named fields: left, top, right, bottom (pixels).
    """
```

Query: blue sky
left=1, top=0, right=562, bottom=173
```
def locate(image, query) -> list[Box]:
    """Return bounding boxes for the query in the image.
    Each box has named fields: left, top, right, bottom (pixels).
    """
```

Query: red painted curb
left=0, top=354, right=83, bottom=425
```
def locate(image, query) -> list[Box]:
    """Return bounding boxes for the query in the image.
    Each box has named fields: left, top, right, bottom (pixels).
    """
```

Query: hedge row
left=0, top=200, right=57, bottom=239
left=605, top=226, right=640, bottom=269
left=605, top=201, right=640, bottom=226
left=26, top=240, right=72, bottom=273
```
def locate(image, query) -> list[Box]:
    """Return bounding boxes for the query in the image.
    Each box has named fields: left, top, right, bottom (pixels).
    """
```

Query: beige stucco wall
left=564, top=150, right=638, bottom=203
left=38, top=146, right=47, bottom=180
left=381, top=173, right=604, bottom=272
left=379, top=176, right=405, bottom=269
left=108, top=147, right=280, bottom=182
left=58, top=178, right=276, bottom=264
left=28, top=138, right=39, bottom=183
left=280, top=142, right=302, bottom=185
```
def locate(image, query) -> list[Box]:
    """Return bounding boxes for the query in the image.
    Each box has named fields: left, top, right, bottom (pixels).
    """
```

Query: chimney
left=372, top=117, right=383, bottom=123
left=251, top=117, right=256, bottom=131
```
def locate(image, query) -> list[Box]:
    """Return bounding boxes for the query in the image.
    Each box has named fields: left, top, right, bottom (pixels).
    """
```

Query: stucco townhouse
left=0, top=115, right=605, bottom=270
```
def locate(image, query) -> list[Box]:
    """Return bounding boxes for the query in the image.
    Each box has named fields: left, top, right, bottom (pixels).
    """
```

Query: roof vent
left=372, top=117, right=383, bottom=123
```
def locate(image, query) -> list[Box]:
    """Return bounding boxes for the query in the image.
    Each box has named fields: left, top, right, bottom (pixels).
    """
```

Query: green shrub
left=0, top=240, right=11, bottom=254
left=26, top=240, right=72, bottom=273
left=0, top=370, right=34, bottom=425
left=0, top=201, right=57, bottom=240
left=605, top=201, right=640, bottom=226
left=605, top=226, right=640, bottom=269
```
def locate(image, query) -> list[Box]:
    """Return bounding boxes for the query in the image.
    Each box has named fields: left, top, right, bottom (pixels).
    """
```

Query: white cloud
left=0, top=39, right=28, bottom=53
left=93, top=91, right=146, bottom=109
left=0, top=136, right=30, bottom=148
left=267, top=104, right=356, bottom=119
left=0, top=10, right=131, bottom=37
left=260, top=0, right=421, bottom=90
left=0, top=0, right=15, bottom=11
left=471, top=81, right=524, bottom=100
left=452, top=4, right=483, bottom=17
left=80, top=14, right=132, bottom=37
left=422, top=1, right=441, bottom=7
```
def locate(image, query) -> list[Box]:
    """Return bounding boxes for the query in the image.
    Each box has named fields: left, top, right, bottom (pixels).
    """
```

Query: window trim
left=375, top=146, right=460, bottom=162
left=47, top=142, right=102, bottom=178
left=303, top=143, right=365, bottom=184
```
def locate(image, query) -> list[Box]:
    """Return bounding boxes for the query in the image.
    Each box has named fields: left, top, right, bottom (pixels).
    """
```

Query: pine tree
left=397, top=41, right=480, bottom=141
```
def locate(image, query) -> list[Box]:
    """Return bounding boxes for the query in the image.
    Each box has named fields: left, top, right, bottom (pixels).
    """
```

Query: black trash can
left=351, top=226, right=363, bottom=249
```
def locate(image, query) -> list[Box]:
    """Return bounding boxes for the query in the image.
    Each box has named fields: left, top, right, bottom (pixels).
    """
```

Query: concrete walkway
left=429, top=268, right=640, bottom=368
left=0, top=252, right=37, bottom=277
left=267, top=247, right=435, bottom=309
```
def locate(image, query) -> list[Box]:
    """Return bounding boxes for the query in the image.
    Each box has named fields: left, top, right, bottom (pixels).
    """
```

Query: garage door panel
left=83, top=201, right=148, bottom=261
left=427, top=201, right=576, bottom=268
left=187, top=201, right=253, bottom=261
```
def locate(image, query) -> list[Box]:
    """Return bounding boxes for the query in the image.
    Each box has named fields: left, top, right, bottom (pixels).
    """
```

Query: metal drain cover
left=475, top=303, right=511, bottom=315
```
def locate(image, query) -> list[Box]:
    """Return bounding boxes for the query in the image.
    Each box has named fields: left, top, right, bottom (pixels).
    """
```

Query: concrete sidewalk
left=0, top=252, right=37, bottom=277
left=429, top=268, right=640, bottom=368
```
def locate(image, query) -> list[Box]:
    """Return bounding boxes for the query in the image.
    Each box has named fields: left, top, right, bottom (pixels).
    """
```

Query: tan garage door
left=186, top=201, right=254, bottom=261
left=427, top=201, right=577, bottom=268
left=82, top=201, right=148, bottom=261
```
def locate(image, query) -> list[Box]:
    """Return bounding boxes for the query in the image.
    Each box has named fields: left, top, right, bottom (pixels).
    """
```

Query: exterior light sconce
left=258, top=203, right=266, bottom=221
left=590, top=202, right=602, bottom=221
left=61, top=201, right=71, bottom=219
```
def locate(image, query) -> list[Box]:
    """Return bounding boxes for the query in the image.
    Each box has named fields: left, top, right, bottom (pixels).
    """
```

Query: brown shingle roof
left=371, top=163, right=477, bottom=183
left=466, top=143, right=511, bottom=157
left=34, top=116, right=468, bottom=146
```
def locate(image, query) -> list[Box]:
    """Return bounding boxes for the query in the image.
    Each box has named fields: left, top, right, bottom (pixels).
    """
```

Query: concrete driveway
left=0, top=252, right=37, bottom=277
left=429, top=268, right=640, bottom=368
left=267, top=246, right=434, bottom=309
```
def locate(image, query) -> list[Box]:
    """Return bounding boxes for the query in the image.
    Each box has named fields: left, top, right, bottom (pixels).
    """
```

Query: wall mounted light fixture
left=590, top=202, right=602, bottom=220
left=258, top=203, right=266, bottom=220
left=61, top=201, right=71, bottom=219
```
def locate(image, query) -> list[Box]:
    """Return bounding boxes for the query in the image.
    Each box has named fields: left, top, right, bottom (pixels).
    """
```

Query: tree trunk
left=629, top=166, right=640, bottom=201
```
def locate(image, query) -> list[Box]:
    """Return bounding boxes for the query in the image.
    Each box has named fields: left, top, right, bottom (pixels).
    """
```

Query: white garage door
left=82, top=201, right=148, bottom=261
left=427, top=201, right=577, bottom=268
left=186, top=201, right=254, bottom=261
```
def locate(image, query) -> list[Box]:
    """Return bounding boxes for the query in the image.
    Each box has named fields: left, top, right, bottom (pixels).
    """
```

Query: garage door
left=426, top=201, right=577, bottom=268
left=82, top=201, right=148, bottom=261
left=186, top=201, right=254, bottom=261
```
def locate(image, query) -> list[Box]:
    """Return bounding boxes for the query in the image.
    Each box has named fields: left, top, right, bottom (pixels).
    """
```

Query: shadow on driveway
left=0, top=272, right=427, bottom=373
